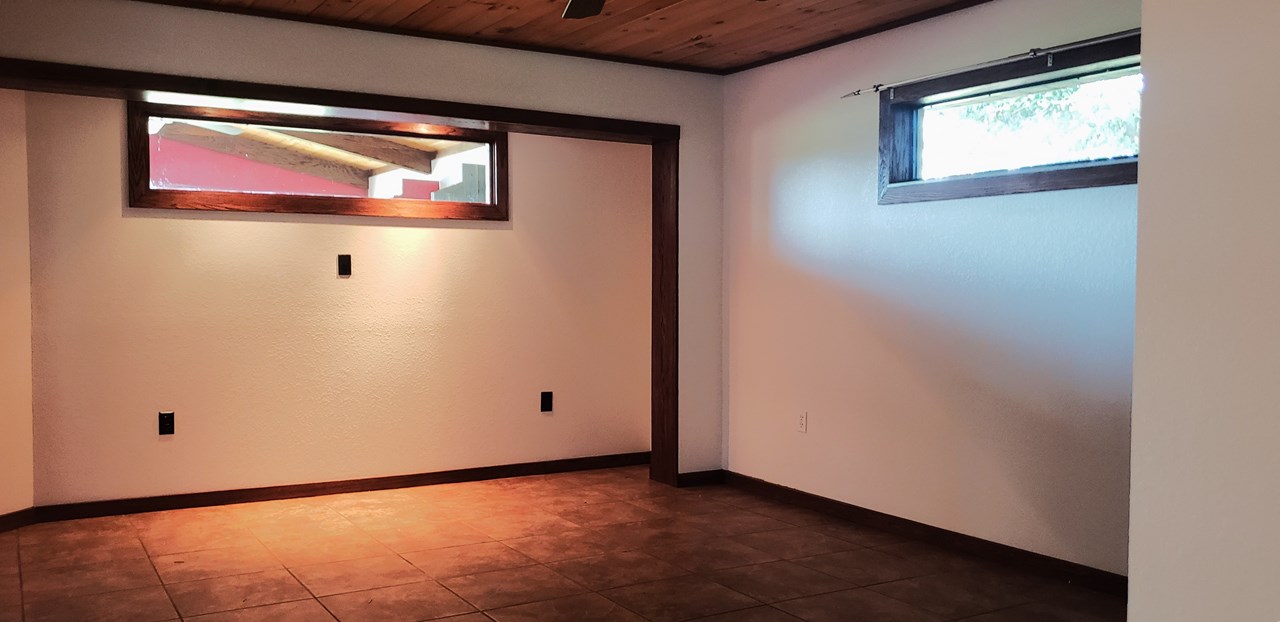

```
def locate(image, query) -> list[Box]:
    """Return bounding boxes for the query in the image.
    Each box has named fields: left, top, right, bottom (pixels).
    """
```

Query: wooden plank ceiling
left=133, top=0, right=991, bottom=74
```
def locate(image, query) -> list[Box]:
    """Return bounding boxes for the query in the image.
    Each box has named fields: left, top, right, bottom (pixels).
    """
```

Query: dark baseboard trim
left=12, top=452, right=649, bottom=527
left=721, top=471, right=1127, bottom=597
left=676, top=470, right=728, bottom=487
left=0, top=507, right=36, bottom=533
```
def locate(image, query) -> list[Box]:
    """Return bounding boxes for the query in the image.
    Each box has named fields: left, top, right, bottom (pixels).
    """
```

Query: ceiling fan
left=562, top=0, right=605, bottom=19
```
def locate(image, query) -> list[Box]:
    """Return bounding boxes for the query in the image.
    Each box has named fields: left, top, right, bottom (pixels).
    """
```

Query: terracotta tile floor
left=0, top=466, right=1126, bottom=621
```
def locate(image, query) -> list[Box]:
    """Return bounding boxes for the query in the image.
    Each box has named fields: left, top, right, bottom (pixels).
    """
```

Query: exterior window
left=129, top=101, right=508, bottom=220
left=879, top=32, right=1140, bottom=204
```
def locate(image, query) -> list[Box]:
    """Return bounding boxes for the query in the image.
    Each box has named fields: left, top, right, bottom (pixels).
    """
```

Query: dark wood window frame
left=128, top=101, right=510, bottom=220
left=0, top=57, right=681, bottom=486
left=879, top=32, right=1141, bottom=204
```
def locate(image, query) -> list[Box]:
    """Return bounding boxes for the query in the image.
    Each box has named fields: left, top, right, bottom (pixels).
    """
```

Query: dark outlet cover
left=540, top=392, right=553, bottom=412
left=338, top=254, right=352, bottom=277
left=158, top=411, right=175, bottom=435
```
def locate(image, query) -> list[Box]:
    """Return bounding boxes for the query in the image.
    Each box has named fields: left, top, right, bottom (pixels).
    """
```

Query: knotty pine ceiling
left=133, top=0, right=992, bottom=74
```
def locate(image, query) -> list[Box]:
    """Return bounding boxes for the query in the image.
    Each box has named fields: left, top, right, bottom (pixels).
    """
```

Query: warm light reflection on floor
left=2, top=466, right=1124, bottom=621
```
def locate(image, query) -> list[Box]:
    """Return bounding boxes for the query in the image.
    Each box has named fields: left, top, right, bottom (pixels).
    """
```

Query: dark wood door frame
left=0, top=57, right=682, bottom=486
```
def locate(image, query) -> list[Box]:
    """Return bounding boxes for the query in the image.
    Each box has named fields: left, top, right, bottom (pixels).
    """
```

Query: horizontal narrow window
left=129, top=101, right=508, bottom=220
left=879, top=31, right=1141, bottom=204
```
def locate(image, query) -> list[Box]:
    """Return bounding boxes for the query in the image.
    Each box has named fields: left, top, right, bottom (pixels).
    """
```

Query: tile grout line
left=17, top=537, right=25, bottom=622
left=135, top=528, right=180, bottom=622
left=15, top=471, right=1102, bottom=622
left=330, top=488, right=487, bottom=617
left=242, top=513, right=342, bottom=622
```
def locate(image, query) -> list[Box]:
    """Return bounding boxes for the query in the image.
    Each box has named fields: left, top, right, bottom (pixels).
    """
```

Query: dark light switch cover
left=159, top=411, right=175, bottom=435
left=540, top=392, right=553, bottom=412
left=338, top=254, right=352, bottom=277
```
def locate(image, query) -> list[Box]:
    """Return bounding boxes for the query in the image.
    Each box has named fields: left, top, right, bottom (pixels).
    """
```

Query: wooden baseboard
left=676, top=469, right=728, bottom=487
left=719, top=471, right=1127, bottom=597
left=0, top=507, right=36, bottom=533
left=2, top=452, right=649, bottom=529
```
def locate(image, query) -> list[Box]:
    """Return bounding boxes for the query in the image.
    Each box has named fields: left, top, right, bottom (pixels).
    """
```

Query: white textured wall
left=1129, top=0, right=1280, bottom=619
left=722, top=0, right=1139, bottom=574
left=0, top=90, right=34, bottom=515
left=27, top=93, right=652, bottom=504
left=0, top=0, right=725, bottom=482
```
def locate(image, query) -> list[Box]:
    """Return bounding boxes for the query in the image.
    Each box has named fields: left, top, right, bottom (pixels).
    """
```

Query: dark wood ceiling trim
left=0, top=57, right=677, bottom=144
left=723, top=0, right=995, bottom=74
left=129, top=0, right=724, bottom=75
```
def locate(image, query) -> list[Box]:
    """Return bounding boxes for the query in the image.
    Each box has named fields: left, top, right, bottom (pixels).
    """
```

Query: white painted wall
left=722, top=0, right=1140, bottom=574
left=26, top=93, right=652, bottom=504
left=0, top=0, right=723, bottom=477
left=0, top=90, right=34, bottom=515
left=1129, top=0, right=1280, bottom=619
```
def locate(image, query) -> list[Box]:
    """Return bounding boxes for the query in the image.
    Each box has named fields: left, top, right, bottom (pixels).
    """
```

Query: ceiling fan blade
left=562, top=0, right=605, bottom=19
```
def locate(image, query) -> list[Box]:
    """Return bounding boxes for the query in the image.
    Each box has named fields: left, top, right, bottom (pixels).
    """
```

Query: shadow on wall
left=729, top=91, right=1135, bottom=570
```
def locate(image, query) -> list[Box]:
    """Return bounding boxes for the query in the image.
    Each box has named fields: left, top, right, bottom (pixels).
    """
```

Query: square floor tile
left=810, top=522, right=903, bottom=547
left=265, top=532, right=394, bottom=567
left=403, top=542, right=536, bottom=579
left=867, top=568, right=1044, bottom=619
left=591, top=519, right=709, bottom=550
left=630, top=494, right=734, bottom=517
left=152, top=542, right=282, bottom=584
left=487, top=593, right=646, bottom=622
left=0, top=574, right=18, bottom=608
left=0, top=540, right=15, bottom=577
left=502, top=528, right=620, bottom=563
left=465, top=510, right=582, bottom=540
left=747, top=504, right=835, bottom=527
left=870, top=542, right=981, bottom=574
left=367, top=522, right=493, bottom=553
left=672, top=510, right=791, bottom=537
left=20, top=532, right=149, bottom=571
left=139, top=523, right=260, bottom=557
left=553, top=501, right=664, bottom=527
left=601, top=576, right=760, bottom=622
left=732, top=529, right=858, bottom=559
left=440, top=564, right=586, bottom=610
left=20, top=517, right=136, bottom=548
left=291, top=555, right=427, bottom=597
left=963, top=600, right=1124, bottom=622
left=165, top=569, right=312, bottom=617
left=644, top=536, right=779, bottom=573
left=708, top=560, right=852, bottom=603
left=23, top=585, right=176, bottom=622
left=774, top=588, right=942, bottom=622
left=185, top=599, right=336, bottom=621
left=23, top=557, right=161, bottom=602
left=548, top=550, right=688, bottom=590
left=793, top=548, right=925, bottom=586
left=693, top=607, right=805, bottom=622
left=319, top=581, right=476, bottom=621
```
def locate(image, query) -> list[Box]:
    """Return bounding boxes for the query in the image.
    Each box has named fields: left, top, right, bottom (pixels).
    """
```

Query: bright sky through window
left=919, top=69, right=1143, bottom=180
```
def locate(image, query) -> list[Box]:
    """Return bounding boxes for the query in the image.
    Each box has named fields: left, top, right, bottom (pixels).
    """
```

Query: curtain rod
left=840, top=28, right=1140, bottom=99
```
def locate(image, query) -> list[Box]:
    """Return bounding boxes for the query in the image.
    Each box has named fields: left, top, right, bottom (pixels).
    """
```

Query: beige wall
left=1129, top=0, right=1280, bottom=619
left=0, top=0, right=724, bottom=476
left=0, top=90, right=34, bottom=515
left=722, top=0, right=1140, bottom=574
left=27, top=93, right=651, bottom=504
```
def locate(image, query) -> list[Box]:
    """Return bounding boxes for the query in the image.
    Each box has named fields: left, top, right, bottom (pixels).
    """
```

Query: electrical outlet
left=158, top=411, right=175, bottom=436
left=798, top=412, right=808, bottom=433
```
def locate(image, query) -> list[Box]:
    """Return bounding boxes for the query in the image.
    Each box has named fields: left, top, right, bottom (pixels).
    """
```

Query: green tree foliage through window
left=919, top=69, right=1142, bottom=179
